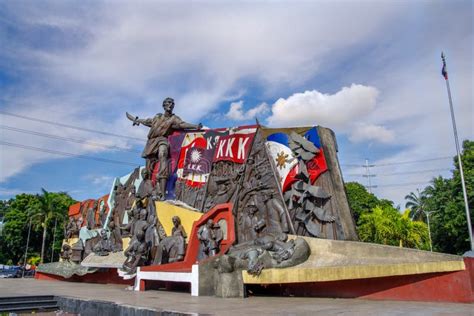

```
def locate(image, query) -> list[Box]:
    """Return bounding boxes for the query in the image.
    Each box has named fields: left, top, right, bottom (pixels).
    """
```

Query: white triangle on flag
left=265, top=141, right=298, bottom=188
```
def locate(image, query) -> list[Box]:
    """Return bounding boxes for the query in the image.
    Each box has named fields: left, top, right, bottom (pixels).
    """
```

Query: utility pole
left=363, top=159, right=377, bottom=193
left=441, top=52, right=473, bottom=252
left=50, top=218, right=58, bottom=263
left=424, top=210, right=435, bottom=252
left=22, top=218, right=32, bottom=278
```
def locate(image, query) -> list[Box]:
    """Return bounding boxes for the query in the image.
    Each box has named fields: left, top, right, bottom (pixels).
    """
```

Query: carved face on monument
left=172, top=216, right=181, bottom=227
left=141, top=168, right=150, bottom=181
left=162, top=97, right=175, bottom=114
left=139, top=209, right=147, bottom=221
left=206, top=219, right=214, bottom=228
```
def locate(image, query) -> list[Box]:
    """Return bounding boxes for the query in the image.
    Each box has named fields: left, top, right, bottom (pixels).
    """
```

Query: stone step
left=0, top=295, right=58, bottom=313
left=0, top=295, right=55, bottom=303
left=0, top=303, right=59, bottom=313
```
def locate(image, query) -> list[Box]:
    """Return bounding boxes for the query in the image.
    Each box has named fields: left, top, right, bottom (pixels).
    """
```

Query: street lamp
left=411, top=205, right=435, bottom=252
left=22, top=218, right=32, bottom=278
left=424, top=210, right=436, bottom=252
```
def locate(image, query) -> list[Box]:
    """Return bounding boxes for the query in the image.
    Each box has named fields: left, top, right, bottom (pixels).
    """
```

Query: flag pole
left=441, top=52, right=473, bottom=252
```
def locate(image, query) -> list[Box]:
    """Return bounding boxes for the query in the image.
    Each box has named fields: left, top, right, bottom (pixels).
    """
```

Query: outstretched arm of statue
left=175, top=121, right=202, bottom=130
left=125, top=112, right=153, bottom=127
left=135, top=117, right=153, bottom=127
left=172, top=115, right=202, bottom=130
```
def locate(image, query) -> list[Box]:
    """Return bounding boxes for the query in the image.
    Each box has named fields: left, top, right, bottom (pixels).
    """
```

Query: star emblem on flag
left=190, top=148, right=202, bottom=163
left=276, top=151, right=291, bottom=170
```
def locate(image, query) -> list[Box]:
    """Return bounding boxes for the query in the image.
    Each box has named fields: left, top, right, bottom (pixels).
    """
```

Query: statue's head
left=162, top=97, right=175, bottom=112
left=141, top=168, right=150, bottom=180
left=172, top=216, right=181, bottom=227
left=139, top=209, right=147, bottom=220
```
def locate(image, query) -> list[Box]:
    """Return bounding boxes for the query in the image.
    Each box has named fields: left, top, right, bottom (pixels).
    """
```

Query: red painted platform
left=35, top=268, right=134, bottom=286
left=247, top=257, right=474, bottom=303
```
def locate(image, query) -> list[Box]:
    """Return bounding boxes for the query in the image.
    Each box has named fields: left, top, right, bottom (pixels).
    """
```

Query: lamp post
left=22, top=218, right=32, bottom=278
left=441, top=52, right=473, bottom=252
left=50, top=218, right=58, bottom=263
left=424, top=210, right=435, bottom=252
left=411, top=206, right=435, bottom=252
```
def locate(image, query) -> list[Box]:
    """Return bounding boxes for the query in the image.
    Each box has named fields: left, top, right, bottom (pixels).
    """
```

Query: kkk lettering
left=214, top=134, right=254, bottom=163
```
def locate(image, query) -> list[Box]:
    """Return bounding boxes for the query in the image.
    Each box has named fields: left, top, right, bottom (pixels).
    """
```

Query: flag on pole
left=441, top=52, right=448, bottom=80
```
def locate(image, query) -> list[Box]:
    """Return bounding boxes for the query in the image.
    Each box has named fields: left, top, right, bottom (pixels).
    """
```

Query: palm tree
left=405, top=189, right=426, bottom=221
left=405, top=189, right=436, bottom=251
left=29, top=189, right=66, bottom=264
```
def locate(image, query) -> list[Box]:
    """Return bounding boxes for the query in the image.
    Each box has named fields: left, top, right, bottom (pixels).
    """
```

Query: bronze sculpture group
left=61, top=97, right=335, bottom=278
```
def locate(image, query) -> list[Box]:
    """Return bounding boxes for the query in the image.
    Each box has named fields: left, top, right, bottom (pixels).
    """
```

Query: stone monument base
left=235, top=238, right=472, bottom=303
left=36, top=201, right=474, bottom=303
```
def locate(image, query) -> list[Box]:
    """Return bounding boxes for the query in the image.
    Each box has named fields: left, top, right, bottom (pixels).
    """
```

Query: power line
left=373, top=157, right=452, bottom=167
left=341, top=156, right=452, bottom=168
left=0, top=125, right=141, bottom=153
left=340, top=163, right=363, bottom=167
left=0, top=141, right=139, bottom=167
left=375, top=181, right=430, bottom=188
left=0, top=110, right=143, bottom=141
left=377, top=168, right=451, bottom=176
left=346, top=168, right=451, bottom=177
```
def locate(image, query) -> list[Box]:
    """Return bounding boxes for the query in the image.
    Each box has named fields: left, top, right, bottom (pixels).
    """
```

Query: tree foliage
left=345, top=182, right=393, bottom=223
left=346, top=182, right=429, bottom=250
left=29, top=189, right=71, bottom=263
left=346, top=140, right=473, bottom=255
left=405, top=189, right=427, bottom=221
left=357, top=206, right=429, bottom=250
left=0, top=191, right=76, bottom=265
left=422, top=140, right=474, bottom=255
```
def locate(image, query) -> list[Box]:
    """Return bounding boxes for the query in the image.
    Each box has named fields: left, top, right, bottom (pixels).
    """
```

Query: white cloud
left=266, top=84, right=392, bottom=143
left=0, top=1, right=472, bottom=207
left=0, top=2, right=403, bottom=182
left=226, top=100, right=269, bottom=121
left=268, top=84, right=379, bottom=127
left=83, top=174, right=114, bottom=188
left=350, top=124, right=395, bottom=144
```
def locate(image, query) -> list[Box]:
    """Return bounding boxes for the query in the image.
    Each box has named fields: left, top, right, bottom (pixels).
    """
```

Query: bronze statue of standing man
left=126, top=97, right=202, bottom=200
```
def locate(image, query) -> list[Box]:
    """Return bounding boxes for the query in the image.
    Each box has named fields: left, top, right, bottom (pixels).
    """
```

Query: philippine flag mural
left=265, top=127, right=328, bottom=192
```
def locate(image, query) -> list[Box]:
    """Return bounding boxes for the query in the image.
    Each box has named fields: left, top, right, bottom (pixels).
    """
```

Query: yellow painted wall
left=155, top=201, right=203, bottom=237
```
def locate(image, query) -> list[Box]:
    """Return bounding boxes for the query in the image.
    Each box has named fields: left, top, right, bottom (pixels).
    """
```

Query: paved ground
left=0, top=279, right=472, bottom=315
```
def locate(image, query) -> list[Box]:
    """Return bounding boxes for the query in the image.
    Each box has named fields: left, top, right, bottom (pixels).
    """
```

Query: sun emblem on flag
left=190, top=148, right=202, bottom=163
left=275, top=151, right=290, bottom=170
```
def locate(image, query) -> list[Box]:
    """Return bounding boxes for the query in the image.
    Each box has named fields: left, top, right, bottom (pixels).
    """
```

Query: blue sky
left=0, top=1, right=472, bottom=208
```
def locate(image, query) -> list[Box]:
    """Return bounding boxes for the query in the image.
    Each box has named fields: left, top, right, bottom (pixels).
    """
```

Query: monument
left=35, top=97, right=473, bottom=303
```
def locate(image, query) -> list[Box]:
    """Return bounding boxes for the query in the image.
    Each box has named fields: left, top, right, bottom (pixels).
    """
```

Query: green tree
left=423, top=140, right=473, bottom=255
left=357, top=205, right=429, bottom=250
left=399, top=210, right=430, bottom=250
left=405, top=189, right=427, bottom=221
left=0, top=200, right=9, bottom=239
left=0, top=191, right=76, bottom=265
left=29, top=189, right=74, bottom=263
left=358, top=206, right=400, bottom=245
left=0, top=199, right=9, bottom=222
left=345, top=182, right=394, bottom=223
left=0, top=194, right=42, bottom=264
